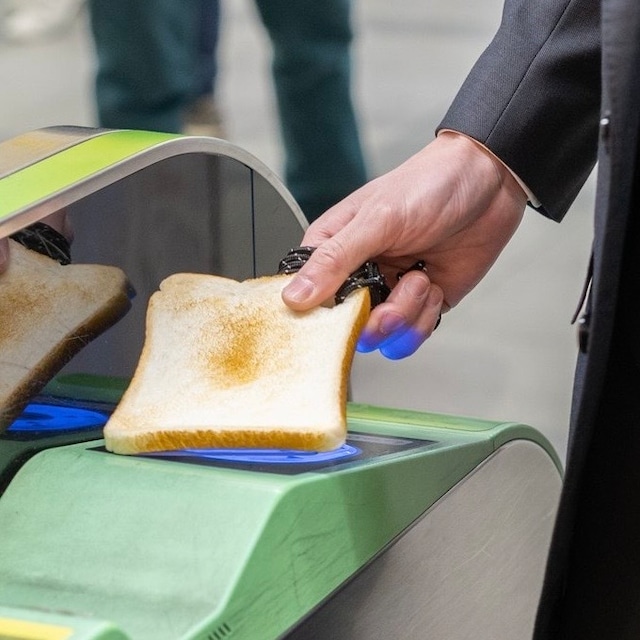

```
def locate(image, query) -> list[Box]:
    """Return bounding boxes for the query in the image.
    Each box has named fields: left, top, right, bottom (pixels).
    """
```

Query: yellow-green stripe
left=0, top=130, right=178, bottom=221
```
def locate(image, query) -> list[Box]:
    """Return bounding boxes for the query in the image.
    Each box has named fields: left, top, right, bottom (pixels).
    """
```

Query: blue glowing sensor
left=148, top=443, right=361, bottom=464
left=8, top=403, right=108, bottom=433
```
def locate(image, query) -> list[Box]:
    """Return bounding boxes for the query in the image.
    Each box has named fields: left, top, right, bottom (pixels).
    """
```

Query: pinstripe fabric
left=439, top=0, right=640, bottom=636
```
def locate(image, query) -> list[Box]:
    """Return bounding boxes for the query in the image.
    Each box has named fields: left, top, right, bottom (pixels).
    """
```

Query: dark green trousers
left=88, top=0, right=367, bottom=221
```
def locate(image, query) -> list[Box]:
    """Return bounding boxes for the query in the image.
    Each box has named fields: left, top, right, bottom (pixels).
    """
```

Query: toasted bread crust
left=106, top=426, right=345, bottom=455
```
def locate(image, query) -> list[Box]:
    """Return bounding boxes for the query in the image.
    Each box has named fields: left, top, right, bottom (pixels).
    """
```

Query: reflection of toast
left=104, top=273, right=370, bottom=455
left=0, top=239, right=132, bottom=432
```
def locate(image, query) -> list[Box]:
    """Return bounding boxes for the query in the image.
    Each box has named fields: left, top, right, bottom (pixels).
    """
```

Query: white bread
left=0, top=239, right=132, bottom=432
left=103, top=273, right=370, bottom=454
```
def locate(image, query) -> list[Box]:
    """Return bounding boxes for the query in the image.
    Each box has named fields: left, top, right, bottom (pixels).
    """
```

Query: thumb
left=281, top=240, right=355, bottom=310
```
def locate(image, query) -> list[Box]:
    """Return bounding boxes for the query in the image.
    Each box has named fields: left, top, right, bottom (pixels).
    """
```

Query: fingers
left=282, top=207, right=383, bottom=310
left=0, top=210, right=74, bottom=276
left=281, top=239, right=352, bottom=309
left=357, top=271, right=445, bottom=359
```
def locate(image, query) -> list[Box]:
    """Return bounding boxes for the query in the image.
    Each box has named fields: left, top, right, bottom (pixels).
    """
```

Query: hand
left=281, top=131, right=528, bottom=359
left=0, top=209, right=74, bottom=274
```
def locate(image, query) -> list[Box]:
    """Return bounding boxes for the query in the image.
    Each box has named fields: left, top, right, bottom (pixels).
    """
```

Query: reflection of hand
left=0, top=238, right=7, bottom=274
left=41, top=209, right=74, bottom=243
left=282, top=131, right=528, bottom=359
left=0, top=210, right=74, bottom=274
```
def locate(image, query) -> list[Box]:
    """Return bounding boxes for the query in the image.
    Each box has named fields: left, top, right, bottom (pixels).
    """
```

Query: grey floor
left=0, top=0, right=594, bottom=460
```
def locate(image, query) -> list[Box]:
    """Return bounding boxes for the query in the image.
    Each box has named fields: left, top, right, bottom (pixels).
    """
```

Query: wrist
left=436, top=130, right=530, bottom=207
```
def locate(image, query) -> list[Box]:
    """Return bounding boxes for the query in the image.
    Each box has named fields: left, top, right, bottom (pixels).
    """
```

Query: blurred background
left=0, top=0, right=593, bottom=460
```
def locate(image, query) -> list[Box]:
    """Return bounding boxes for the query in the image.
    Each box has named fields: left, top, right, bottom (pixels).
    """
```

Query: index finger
left=282, top=216, right=386, bottom=311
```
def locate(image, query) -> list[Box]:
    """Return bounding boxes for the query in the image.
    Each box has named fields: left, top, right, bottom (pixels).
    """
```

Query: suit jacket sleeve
left=437, top=0, right=601, bottom=221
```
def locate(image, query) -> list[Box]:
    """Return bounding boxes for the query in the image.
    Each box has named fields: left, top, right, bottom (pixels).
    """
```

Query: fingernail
left=405, top=275, right=429, bottom=298
left=283, top=275, right=315, bottom=304
left=379, top=311, right=405, bottom=336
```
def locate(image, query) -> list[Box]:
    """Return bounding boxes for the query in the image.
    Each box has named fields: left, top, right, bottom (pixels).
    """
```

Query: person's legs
left=183, top=0, right=225, bottom=137
left=253, top=0, right=367, bottom=222
left=88, top=0, right=201, bottom=133
left=194, top=0, right=221, bottom=98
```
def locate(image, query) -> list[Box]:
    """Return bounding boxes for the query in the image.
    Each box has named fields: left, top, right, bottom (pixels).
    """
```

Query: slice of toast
left=0, top=239, right=132, bottom=432
left=103, top=273, right=370, bottom=454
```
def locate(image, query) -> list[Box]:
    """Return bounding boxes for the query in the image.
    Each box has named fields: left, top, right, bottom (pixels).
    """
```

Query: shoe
left=182, top=95, right=225, bottom=139
left=1, top=0, right=85, bottom=44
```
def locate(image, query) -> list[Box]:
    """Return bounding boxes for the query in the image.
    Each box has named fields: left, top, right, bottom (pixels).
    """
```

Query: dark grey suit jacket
left=439, top=0, right=640, bottom=637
